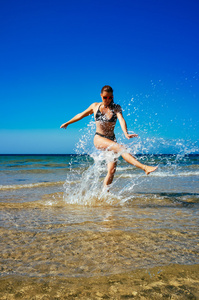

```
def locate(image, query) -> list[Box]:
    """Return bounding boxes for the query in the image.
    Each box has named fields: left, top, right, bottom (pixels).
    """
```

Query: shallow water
left=0, top=154, right=199, bottom=299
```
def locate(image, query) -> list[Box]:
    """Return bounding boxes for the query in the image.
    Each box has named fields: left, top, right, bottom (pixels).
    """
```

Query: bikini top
left=95, top=104, right=117, bottom=123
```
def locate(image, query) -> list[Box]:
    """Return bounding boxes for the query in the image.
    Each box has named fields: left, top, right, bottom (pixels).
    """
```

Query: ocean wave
left=115, top=170, right=199, bottom=179
left=151, top=171, right=199, bottom=177
left=0, top=181, right=65, bottom=191
left=0, top=169, right=69, bottom=175
left=1, top=171, right=197, bottom=192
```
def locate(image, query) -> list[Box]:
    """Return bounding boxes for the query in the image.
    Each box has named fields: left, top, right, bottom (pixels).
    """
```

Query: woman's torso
left=93, top=103, right=119, bottom=136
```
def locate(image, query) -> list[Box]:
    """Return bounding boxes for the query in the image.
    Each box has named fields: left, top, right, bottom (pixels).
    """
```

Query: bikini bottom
left=95, top=132, right=116, bottom=142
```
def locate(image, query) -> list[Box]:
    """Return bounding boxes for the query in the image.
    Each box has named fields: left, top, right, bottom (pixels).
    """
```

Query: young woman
left=60, top=85, right=157, bottom=188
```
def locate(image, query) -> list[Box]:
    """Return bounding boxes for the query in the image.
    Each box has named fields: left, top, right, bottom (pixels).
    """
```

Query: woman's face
left=100, top=91, right=113, bottom=106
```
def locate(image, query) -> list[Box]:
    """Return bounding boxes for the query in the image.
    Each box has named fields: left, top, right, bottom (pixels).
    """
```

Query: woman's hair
left=101, top=85, right=113, bottom=94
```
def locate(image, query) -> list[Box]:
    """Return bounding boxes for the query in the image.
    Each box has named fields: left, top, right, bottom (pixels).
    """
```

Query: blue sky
left=0, top=0, right=198, bottom=154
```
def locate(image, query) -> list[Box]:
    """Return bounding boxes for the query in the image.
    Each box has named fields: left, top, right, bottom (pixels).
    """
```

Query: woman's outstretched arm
left=60, top=103, right=95, bottom=129
left=116, top=106, right=138, bottom=139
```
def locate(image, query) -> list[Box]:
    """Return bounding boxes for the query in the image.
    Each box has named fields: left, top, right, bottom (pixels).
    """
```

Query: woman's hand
left=60, top=123, right=68, bottom=129
left=125, top=133, right=138, bottom=139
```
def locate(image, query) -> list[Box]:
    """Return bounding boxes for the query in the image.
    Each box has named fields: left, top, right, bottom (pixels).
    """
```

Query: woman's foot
left=102, top=185, right=110, bottom=193
left=144, top=165, right=158, bottom=175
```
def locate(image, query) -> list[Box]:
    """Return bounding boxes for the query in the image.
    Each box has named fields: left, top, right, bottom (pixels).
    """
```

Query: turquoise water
left=0, top=153, right=198, bottom=204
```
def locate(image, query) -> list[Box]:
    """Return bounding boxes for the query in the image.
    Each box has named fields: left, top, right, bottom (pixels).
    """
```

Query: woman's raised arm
left=60, top=103, right=95, bottom=129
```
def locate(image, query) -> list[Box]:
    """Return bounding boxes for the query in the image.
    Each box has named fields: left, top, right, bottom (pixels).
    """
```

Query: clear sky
left=0, top=0, right=198, bottom=154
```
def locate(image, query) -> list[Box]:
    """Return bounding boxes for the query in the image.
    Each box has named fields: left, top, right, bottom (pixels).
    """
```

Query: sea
left=0, top=137, right=199, bottom=299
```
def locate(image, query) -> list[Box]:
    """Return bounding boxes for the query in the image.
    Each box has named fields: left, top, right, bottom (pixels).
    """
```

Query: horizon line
left=0, top=153, right=198, bottom=156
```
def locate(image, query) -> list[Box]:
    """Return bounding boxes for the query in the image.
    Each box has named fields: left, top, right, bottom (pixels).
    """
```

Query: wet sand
left=1, top=199, right=199, bottom=299
left=0, top=264, right=199, bottom=299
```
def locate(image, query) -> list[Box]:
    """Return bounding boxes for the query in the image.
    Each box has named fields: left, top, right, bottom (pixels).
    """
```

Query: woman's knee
left=112, top=144, right=126, bottom=154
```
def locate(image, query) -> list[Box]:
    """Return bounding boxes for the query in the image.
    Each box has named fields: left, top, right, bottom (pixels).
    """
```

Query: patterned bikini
left=95, top=104, right=117, bottom=141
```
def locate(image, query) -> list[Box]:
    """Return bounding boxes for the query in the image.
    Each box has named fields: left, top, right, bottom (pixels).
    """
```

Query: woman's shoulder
left=91, top=102, right=101, bottom=109
left=113, top=103, right=122, bottom=112
left=90, top=102, right=101, bottom=113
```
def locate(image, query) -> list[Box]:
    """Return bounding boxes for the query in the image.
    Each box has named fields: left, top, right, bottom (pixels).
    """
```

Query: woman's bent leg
left=94, top=135, right=158, bottom=175
left=121, top=152, right=158, bottom=175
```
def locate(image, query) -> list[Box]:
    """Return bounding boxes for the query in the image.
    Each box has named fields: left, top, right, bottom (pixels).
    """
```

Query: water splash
left=63, top=122, right=198, bottom=206
left=63, top=151, right=121, bottom=206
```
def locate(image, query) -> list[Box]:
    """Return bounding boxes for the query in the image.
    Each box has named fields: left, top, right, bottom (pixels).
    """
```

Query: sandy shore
left=0, top=264, right=198, bottom=299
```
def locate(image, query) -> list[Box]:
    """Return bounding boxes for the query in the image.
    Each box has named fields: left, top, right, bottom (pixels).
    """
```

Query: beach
left=0, top=154, right=199, bottom=299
